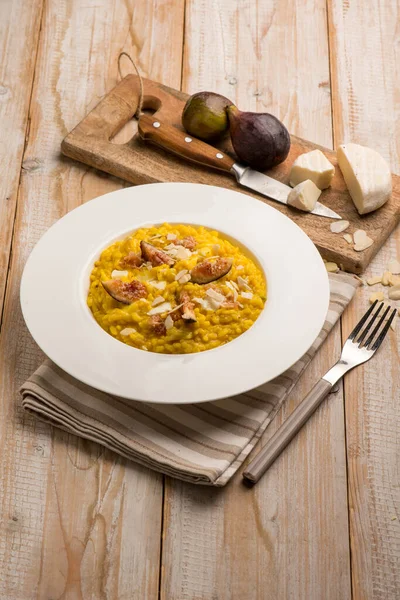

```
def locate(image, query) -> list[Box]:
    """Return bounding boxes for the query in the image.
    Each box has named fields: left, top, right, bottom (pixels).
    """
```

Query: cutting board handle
left=137, top=113, right=235, bottom=173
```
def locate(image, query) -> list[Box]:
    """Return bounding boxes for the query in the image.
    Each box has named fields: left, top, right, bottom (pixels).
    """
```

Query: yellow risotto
left=87, top=224, right=266, bottom=354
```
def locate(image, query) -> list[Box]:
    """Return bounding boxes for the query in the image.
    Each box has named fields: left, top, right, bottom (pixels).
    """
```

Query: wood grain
left=62, top=74, right=400, bottom=275
left=0, top=0, right=43, bottom=321
left=0, top=0, right=184, bottom=597
left=160, top=1, right=351, bottom=598
left=329, top=2, right=400, bottom=598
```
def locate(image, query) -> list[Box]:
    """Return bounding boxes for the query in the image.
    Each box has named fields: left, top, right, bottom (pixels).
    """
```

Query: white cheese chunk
left=287, top=179, right=321, bottom=212
left=337, top=143, right=392, bottom=214
left=290, top=149, right=335, bottom=189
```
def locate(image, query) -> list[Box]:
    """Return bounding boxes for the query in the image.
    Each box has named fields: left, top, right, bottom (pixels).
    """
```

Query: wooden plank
left=328, top=2, right=400, bottom=598
left=0, top=0, right=43, bottom=320
left=160, top=1, right=352, bottom=598
left=0, top=1, right=184, bottom=598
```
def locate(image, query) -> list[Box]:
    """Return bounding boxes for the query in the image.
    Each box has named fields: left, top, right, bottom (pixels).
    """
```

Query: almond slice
left=388, top=285, right=400, bottom=301
left=237, top=276, right=251, bottom=291
left=353, top=229, right=368, bottom=245
left=354, top=235, right=373, bottom=252
left=120, top=327, right=136, bottom=336
left=330, top=220, right=350, bottom=233
left=175, top=269, right=188, bottom=281
left=369, top=292, right=384, bottom=303
left=152, top=296, right=165, bottom=306
left=381, top=271, right=393, bottom=286
left=343, top=233, right=353, bottom=244
left=148, top=280, right=166, bottom=290
left=206, top=288, right=225, bottom=303
left=325, top=262, right=339, bottom=273
left=366, top=275, right=382, bottom=286
left=241, top=291, right=253, bottom=300
left=167, top=233, right=177, bottom=241
left=164, top=315, right=174, bottom=330
left=111, top=269, right=129, bottom=279
left=147, top=302, right=172, bottom=316
left=387, top=259, right=400, bottom=275
left=178, top=273, right=191, bottom=284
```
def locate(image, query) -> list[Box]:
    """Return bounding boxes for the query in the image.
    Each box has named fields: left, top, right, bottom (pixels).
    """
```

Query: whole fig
left=227, top=106, right=291, bottom=170
left=182, top=91, right=233, bottom=141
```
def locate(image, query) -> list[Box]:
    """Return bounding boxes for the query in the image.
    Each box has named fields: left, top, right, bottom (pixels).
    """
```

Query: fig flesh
left=178, top=290, right=197, bottom=322
left=140, top=241, right=175, bottom=267
left=102, top=279, right=147, bottom=304
left=120, top=251, right=143, bottom=268
left=190, top=257, right=233, bottom=284
left=227, top=106, right=290, bottom=171
left=182, top=91, right=233, bottom=141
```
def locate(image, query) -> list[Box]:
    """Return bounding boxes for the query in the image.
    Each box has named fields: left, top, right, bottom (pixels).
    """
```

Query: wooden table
left=0, top=1, right=398, bottom=598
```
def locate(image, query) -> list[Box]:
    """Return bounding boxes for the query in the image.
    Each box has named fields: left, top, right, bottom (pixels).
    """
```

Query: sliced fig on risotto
left=140, top=241, right=175, bottom=267
left=177, top=236, right=197, bottom=251
left=102, top=279, right=147, bottom=304
left=178, top=290, right=197, bottom=323
left=190, top=257, right=233, bottom=284
left=120, top=251, right=143, bottom=268
left=148, top=315, right=167, bottom=335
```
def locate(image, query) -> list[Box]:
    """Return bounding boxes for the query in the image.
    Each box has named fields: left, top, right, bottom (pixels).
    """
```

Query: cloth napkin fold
left=21, top=272, right=359, bottom=486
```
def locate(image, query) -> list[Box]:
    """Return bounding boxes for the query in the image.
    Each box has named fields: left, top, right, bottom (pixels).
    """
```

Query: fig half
left=178, top=290, right=197, bottom=322
left=140, top=241, right=175, bottom=267
left=227, top=106, right=290, bottom=171
left=190, top=257, right=233, bottom=284
left=102, top=279, right=147, bottom=304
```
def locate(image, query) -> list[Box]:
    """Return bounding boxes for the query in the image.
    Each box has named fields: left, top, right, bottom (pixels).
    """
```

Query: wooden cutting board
left=61, top=75, right=400, bottom=274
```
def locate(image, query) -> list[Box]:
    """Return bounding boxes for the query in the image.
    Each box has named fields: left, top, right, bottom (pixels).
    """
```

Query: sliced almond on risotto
left=205, top=288, right=225, bottom=303
left=152, top=296, right=165, bottom=306
left=111, top=269, right=129, bottom=279
left=178, top=274, right=191, bottom=284
left=237, top=276, right=251, bottom=291
left=167, top=233, right=177, bottom=241
left=175, top=269, right=188, bottom=281
left=330, top=220, right=350, bottom=233
left=241, top=291, right=253, bottom=300
left=147, top=302, right=172, bottom=316
left=120, top=327, right=136, bottom=336
left=164, top=315, right=174, bottom=330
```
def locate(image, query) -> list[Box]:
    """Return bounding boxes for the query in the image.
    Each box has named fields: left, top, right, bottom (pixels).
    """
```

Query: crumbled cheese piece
left=175, top=269, right=188, bottom=281
left=330, top=220, right=350, bottom=234
left=325, top=262, right=339, bottom=273
left=164, top=315, right=174, bottom=330
left=241, top=292, right=253, bottom=300
left=237, top=276, right=251, bottom=291
left=148, top=280, right=166, bottom=290
left=152, top=296, right=165, bottom=306
left=111, top=269, right=128, bottom=278
left=343, top=233, right=353, bottom=244
left=381, top=271, right=393, bottom=286
left=167, top=233, right=177, bottom=241
left=369, top=292, right=384, bottom=304
left=367, top=275, right=382, bottom=286
left=120, top=327, right=136, bottom=336
left=287, top=179, right=321, bottom=212
left=147, top=302, right=172, bottom=316
left=388, top=259, right=400, bottom=275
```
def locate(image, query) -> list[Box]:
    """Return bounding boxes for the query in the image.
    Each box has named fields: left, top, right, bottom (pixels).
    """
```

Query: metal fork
left=243, top=301, right=397, bottom=484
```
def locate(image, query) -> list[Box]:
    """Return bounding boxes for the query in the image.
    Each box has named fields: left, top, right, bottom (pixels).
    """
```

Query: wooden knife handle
left=138, top=114, right=235, bottom=173
left=243, top=379, right=333, bottom=484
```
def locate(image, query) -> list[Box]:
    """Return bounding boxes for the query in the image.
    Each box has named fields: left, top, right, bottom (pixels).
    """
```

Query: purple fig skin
left=227, top=106, right=291, bottom=171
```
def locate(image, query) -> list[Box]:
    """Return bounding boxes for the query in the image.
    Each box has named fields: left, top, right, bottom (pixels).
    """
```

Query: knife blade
left=137, top=114, right=341, bottom=220
left=230, top=163, right=341, bottom=219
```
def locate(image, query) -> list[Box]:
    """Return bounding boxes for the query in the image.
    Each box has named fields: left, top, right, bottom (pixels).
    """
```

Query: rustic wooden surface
left=61, top=74, right=400, bottom=275
left=0, top=1, right=398, bottom=599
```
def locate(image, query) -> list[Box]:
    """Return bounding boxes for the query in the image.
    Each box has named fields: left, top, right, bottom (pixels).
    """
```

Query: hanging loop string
left=118, top=51, right=144, bottom=119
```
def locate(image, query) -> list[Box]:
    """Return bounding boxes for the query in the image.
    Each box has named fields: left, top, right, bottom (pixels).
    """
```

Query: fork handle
left=243, top=379, right=332, bottom=484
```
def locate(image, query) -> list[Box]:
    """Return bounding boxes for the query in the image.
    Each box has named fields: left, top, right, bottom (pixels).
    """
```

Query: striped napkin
left=21, top=272, right=359, bottom=486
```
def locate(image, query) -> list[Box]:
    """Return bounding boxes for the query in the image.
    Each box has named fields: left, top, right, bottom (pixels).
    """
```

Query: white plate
left=20, top=183, right=329, bottom=404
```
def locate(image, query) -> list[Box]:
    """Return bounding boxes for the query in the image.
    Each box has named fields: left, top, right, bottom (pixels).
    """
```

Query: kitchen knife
left=138, top=114, right=341, bottom=220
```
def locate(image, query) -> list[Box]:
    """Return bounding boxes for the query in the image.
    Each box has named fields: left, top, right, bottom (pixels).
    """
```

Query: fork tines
left=349, top=300, right=397, bottom=351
